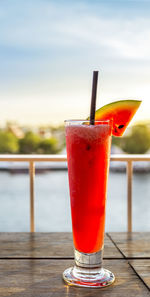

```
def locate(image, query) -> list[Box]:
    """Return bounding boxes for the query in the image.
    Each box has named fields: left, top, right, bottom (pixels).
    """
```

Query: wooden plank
left=104, top=234, right=123, bottom=258
left=0, top=154, right=150, bottom=161
left=0, top=259, right=149, bottom=296
left=0, top=233, right=122, bottom=259
left=108, top=232, right=150, bottom=258
left=0, top=154, right=67, bottom=162
left=0, top=233, right=73, bottom=259
left=129, top=260, right=150, bottom=290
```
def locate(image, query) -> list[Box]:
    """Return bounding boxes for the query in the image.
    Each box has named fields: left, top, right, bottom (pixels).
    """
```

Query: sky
left=0, top=0, right=150, bottom=126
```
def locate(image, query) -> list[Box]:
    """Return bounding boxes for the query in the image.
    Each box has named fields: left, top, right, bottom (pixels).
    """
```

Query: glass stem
left=74, top=248, right=103, bottom=269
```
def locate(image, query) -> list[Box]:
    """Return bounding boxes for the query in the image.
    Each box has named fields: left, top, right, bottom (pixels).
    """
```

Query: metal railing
left=0, top=154, right=150, bottom=233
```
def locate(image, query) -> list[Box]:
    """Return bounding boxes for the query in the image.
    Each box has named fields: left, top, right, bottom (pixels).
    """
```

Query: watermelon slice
left=95, top=100, right=141, bottom=136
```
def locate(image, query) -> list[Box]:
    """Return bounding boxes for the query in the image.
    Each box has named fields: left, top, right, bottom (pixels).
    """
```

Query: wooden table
left=0, top=232, right=149, bottom=296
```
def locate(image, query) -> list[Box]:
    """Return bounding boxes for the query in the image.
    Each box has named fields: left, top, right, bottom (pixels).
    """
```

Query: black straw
left=90, top=71, right=99, bottom=125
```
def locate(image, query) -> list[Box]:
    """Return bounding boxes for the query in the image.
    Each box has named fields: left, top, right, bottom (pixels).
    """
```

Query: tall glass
left=63, top=120, right=115, bottom=288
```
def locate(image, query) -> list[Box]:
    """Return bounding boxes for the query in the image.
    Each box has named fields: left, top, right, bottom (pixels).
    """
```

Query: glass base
left=63, top=249, right=115, bottom=288
left=63, top=266, right=115, bottom=288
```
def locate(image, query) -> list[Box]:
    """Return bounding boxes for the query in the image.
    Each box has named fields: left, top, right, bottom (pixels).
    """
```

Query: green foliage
left=19, top=132, right=62, bottom=154
left=0, top=131, right=19, bottom=153
left=120, top=125, right=150, bottom=154
left=38, top=138, right=60, bottom=154
left=0, top=123, right=149, bottom=155
left=19, top=132, right=41, bottom=154
left=0, top=126, right=65, bottom=154
left=112, top=136, right=122, bottom=147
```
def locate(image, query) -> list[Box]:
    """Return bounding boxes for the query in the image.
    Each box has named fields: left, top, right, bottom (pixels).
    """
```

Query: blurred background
left=0, top=0, right=150, bottom=232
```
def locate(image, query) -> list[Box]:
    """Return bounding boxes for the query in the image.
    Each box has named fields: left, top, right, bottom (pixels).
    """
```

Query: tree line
left=0, top=123, right=149, bottom=154
left=0, top=130, right=64, bottom=154
left=112, top=124, right=150, bottom=154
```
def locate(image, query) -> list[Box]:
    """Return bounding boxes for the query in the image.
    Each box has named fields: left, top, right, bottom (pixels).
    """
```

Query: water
left=0, top=169, right=150, bottom=232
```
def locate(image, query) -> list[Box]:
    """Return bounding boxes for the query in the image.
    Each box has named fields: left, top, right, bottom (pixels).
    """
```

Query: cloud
left=0, top=0, right=150, bottom=124
left=0, top=0, right=150, bottom=61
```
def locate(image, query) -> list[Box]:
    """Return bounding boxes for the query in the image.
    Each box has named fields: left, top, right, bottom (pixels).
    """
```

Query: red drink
left=66, top=121, right=112, bottom=253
